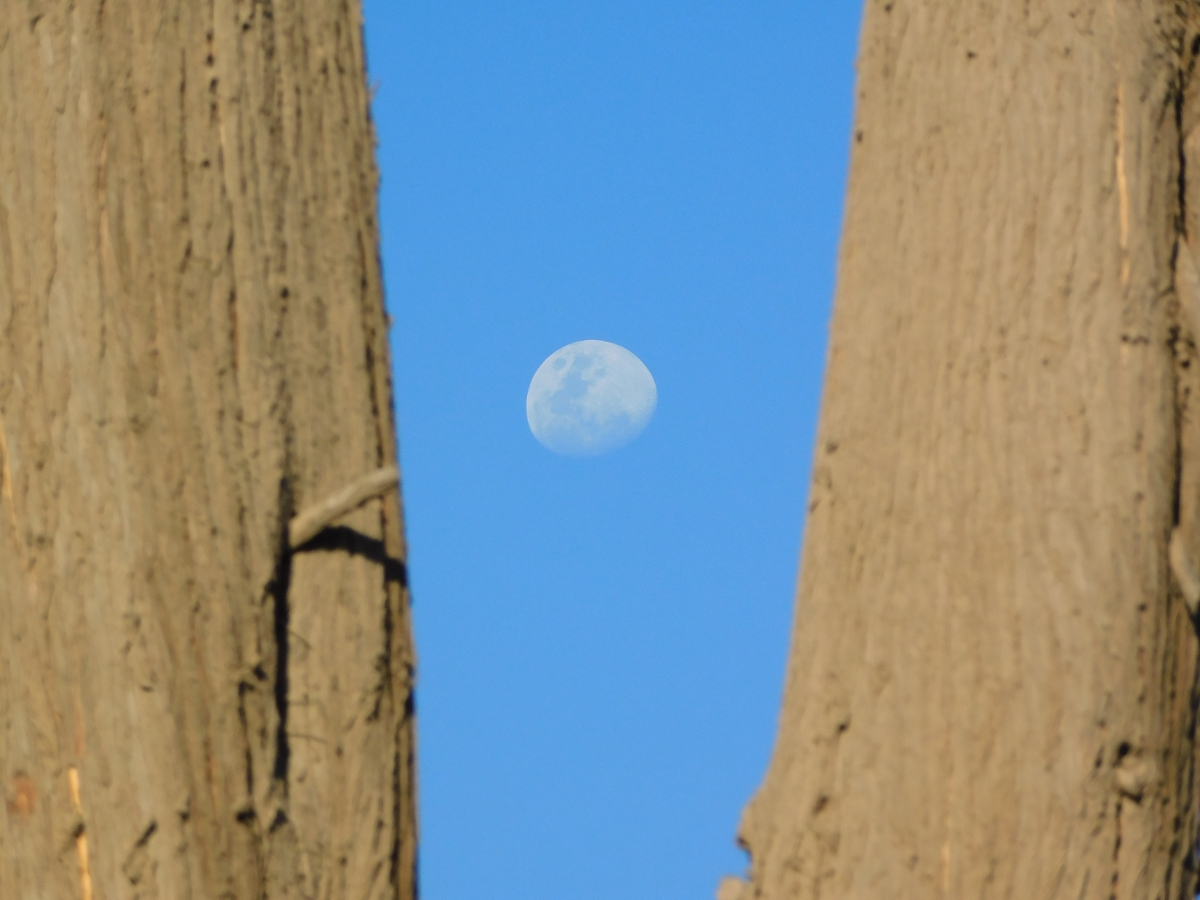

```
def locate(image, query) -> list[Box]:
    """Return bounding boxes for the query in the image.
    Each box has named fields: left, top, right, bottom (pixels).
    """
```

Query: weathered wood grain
left=734, top=2, right=1200, bottom=898
left=0, top=2, right=416, bottom=897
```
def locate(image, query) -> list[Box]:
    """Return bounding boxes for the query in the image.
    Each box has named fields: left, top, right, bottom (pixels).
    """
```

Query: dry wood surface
left=0, top=2, right=417, bottom=897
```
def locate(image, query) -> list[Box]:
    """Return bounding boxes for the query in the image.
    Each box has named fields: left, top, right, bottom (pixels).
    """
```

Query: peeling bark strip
left=0, top=1, right=417, bottom=898
left=68, top=768, right=93, bottom=900
left=289, top=467, right=400, bottom=549
left=733, top=3, right=1200, bottom=899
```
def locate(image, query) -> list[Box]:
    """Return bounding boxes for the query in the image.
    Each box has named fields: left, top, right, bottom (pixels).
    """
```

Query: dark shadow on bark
left=268, top=476, right=296, bottom=786
left=296, top=525, right=408, bottom=587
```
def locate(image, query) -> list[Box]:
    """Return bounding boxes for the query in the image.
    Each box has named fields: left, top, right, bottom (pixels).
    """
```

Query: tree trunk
left=0, top=2, right=417, bottom=898
left=729, top=2, right=1200, bottom=898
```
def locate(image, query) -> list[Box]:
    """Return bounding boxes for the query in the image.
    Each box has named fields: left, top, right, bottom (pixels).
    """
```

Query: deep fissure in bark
left=1112, top=795, right=1123, bottom=900
left=268, top=475, right=295, bottom=787
left=1172, top=35, right=1190, bottom=552
left=392, top=689, right=417, bottom=893
left=1183, top=681, right=1200, bottom=894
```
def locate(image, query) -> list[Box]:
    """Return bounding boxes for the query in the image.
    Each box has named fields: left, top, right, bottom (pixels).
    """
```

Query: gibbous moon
left=526, top=340, right=657, bottom=456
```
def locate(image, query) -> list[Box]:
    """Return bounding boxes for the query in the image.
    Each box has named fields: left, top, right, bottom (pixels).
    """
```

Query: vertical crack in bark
left=1172, top=56, right=1189, bottom=534
left=268, top=474, right=294, bottom=788
left=1111, top=797, right=1123, bottom=900
left=1178, top=56, right=1189, bottom=246
left=1186, top=682, right=1200, bottom=897
left=388, top=707, right=405, bottom=891
left=1169, top=35, right=1198, bottom=616
left=1170, top=28, right=1200, bottom=897
left=236, top=677, right=256, bottom=799
left=357, top=231, right=385, bottom=469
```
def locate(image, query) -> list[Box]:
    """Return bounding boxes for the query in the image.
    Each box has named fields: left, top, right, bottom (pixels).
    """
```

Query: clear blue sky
left=361, top=4, right=863, bottom=897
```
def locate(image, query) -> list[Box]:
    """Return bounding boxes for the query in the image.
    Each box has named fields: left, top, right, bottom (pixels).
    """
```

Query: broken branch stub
left=288, top=466, right=400, bottom=549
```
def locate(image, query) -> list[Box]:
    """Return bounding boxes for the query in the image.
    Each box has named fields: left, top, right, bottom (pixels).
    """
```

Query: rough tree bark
left=727, top=2, right=1200, bottom=898
left=0, top=2, right=417, bottom=898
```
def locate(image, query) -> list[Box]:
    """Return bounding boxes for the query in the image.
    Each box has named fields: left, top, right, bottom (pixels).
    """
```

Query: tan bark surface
left=733, top=2, right=1200, bottom=898
left=0, top=2, right=416, bottom=898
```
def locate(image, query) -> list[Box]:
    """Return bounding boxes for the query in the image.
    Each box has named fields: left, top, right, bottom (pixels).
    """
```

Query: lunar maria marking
left=526, top=340, right=658, bottom=456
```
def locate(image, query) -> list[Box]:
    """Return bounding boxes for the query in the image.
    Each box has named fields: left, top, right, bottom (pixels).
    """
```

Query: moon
left=526, top=340, right=658, bottom=456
